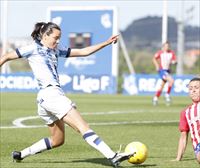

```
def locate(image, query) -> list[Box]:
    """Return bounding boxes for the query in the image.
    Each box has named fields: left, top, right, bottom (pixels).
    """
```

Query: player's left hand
left=107, top=34, right=119, bottom=44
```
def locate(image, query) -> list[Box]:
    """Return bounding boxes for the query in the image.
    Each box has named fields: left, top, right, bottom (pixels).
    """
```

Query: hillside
left=121, top=16, right=200, bottom=51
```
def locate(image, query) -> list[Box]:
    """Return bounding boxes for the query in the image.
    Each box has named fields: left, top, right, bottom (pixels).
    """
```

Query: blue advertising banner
left=0, top=73, right=116, bottom=94
left=46, top=6, right=119, bottom=94
left=0, top=73, right=39, bottom=92
left=123, top=74, right=195, bottom=96
left=1, top=73, right=195, bottom=95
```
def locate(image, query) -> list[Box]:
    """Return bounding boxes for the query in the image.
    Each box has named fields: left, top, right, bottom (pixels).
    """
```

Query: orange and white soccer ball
left=125, top=141, right=148, bottom=164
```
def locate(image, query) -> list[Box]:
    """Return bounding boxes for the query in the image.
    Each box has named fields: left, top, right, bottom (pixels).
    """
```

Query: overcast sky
left=0, top=0, right=199, bottom=38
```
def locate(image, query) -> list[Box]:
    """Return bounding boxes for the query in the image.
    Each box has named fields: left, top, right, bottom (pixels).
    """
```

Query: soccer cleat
left=109, top=152, right=135, bottom=168
left=165, top=94, right=171, bottom=106
left=152, top=97, right=158, bottom=106
left=12, top=151, right=23, bottom=162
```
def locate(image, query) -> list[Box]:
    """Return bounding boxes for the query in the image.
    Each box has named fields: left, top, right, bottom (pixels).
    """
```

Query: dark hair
left=31, top=22, right=61, bottom=41
left=162, top=41, right=170, bottom=46
left=189, top=77, right=200, bottom=83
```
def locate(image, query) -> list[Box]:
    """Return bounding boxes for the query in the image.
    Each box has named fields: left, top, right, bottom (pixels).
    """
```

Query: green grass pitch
left=0, top=93, right=199, bottom=168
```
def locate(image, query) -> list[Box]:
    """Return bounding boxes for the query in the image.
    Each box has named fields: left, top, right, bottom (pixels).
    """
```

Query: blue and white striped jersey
left=16, top=40, right=71, bottom=89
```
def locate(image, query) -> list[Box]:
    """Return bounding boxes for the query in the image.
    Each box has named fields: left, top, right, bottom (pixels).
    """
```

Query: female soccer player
left=152, top=41, right=177, bottom=106
left=174, top=77, right=200, bottom=164
left=0, top=22, right=133, bottom=167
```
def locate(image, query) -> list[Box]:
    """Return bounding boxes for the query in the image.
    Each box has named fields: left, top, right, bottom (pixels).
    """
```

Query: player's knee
left=168, top=79, right=174, bottom=86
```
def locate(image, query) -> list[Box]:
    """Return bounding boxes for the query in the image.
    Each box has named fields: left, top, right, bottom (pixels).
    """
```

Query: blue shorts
left=195, top=143, right=200, bottom=156
left=158, top=69, right=170, bottom=81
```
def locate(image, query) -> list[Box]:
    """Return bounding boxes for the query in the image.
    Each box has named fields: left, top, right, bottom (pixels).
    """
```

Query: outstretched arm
left=174, top=131, right=188, bottom=161
left=0, top=51, right=19, bottom=67
left=69, top=34, right=119, bottom=57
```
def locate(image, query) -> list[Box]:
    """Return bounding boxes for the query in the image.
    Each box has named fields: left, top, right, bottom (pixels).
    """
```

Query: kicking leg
left=62, top=108, right=134, bottom=167
left=62, top=108, right=116, bottom=159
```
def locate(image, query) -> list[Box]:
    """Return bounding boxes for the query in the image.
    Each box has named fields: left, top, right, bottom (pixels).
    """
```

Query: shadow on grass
left=149, top=156, right=195, bottom=162
left=24, top=157, right=157, bottom=167
left=25, top=159, right=71, bottom=164
left=72, top=158, right=110, bottom=167
left=181, top=158, right=196, bottom=162
left=72, top=158, right=157, bottom=167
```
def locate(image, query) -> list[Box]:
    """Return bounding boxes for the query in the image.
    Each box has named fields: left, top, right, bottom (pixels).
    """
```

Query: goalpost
left=0, top=0, right=10, bottom=73
left=119, top=34, right=135, bottom=74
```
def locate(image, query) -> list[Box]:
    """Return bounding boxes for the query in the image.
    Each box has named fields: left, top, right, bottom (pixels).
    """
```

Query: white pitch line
left=89, top=120, right=178, bottom=126
left=12, top=116, right=40, bottom=127
left=0, top=119, right=179, bottom=130
left=81, top=109, right=178, bottom=115
left=0, top=125, right=46, bottom=129
left=0, top=120, right=178, bottom=129
left=0, top=110, right=179, bottom=129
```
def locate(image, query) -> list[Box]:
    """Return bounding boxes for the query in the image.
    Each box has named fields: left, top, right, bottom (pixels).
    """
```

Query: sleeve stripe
left=15, top=49, right=22, bottom=58
left=66, top=48, right=71, bottom=58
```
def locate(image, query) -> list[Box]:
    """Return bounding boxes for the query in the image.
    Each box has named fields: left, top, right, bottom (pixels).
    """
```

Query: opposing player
left=0, top=22, right=134, bottom=167
left=152, top=41, right=177, bottom=106
left=173, top=77, right=200, bottom=163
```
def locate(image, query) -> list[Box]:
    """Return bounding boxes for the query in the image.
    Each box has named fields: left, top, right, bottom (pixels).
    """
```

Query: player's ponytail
left=31, top=22, right=61, bottom=41
left=31, top=22, right=46, bottom=41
